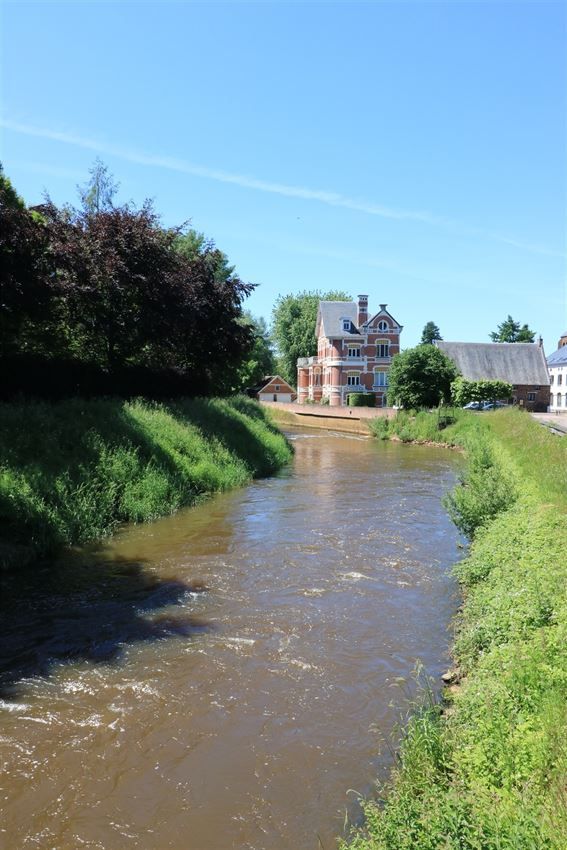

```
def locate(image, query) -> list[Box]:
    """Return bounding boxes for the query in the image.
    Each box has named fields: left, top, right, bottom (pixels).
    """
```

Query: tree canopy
left=0, top=163, right=256, bottom=397
left=489, top=315, right=535, bottom=343
left=451, top=377, right=512, bottom=406
left=420, top=321, right=442, bottom=344
left=271, top=289, right=349, bottom=384
left=388, top=345, right=459, bottom=409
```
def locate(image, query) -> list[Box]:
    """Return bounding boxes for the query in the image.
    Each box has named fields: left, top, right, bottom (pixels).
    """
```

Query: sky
left=1, top=0, right=566, bottom=350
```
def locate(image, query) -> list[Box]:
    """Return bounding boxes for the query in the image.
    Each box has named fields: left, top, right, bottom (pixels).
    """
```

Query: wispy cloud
left=2, top=117, right=565, bottom=259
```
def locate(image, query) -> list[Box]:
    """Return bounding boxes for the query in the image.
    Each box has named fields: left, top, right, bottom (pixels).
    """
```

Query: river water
left=0, top=430, right=462, bottom=850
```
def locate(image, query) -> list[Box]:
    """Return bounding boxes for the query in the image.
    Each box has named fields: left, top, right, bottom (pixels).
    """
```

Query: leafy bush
left=347, top=393, right=376, bottom=407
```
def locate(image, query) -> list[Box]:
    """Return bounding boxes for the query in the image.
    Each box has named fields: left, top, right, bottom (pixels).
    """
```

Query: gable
left=257, top=375, right=296, bottom=394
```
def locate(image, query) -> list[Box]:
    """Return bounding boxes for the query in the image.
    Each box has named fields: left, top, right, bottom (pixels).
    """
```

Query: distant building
left=297, top=297, right=402, bottom=407
left=436, top=340, right=550, bottom=412
left=248, top=375, right=296, bottom=403
left=548, top=332, right=567, bottom=412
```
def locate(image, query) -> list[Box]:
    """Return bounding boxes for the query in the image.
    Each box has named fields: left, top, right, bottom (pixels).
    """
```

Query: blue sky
left=1, top=0, right=566, bottom=350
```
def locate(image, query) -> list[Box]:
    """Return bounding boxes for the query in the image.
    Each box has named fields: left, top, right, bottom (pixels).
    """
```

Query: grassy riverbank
left=345, top=409, right=567, bottom=849
left=0, top=396, right=292, bottom=565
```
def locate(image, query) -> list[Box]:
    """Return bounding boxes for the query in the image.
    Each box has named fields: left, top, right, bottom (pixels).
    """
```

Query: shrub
left=347, top=393, right=376, bottom=407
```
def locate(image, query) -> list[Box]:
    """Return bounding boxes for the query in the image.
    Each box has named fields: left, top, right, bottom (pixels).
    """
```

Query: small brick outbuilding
left=248, top=376, right=297, bottom=403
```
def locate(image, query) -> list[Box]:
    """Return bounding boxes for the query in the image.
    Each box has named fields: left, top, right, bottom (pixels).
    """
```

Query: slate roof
left=436, top=341, right=550, bottom=385
left=547, top=346, right=567, bottom=366
left=316, top=301, right=359, bottom=337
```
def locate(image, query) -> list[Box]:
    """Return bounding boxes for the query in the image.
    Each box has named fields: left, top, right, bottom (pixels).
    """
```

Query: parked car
left=481, top=401, right=508, bottom=410
left=463, top=401, right=483, bottom=410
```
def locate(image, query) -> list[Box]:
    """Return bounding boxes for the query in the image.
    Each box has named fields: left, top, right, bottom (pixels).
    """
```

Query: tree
left=77, top=158, right=119, bottom=214
left=451, top=377, right=512, bottom=406
left=44, top=201, right=255, bottom=375
left=489, top=315, right=535, bottom=343
left=420, top=321, right=442, bottom=344
left=271, top=289, right=349, bottom=384
left=231, top=313, right=275, bottom=392
left=388, top=345, right=459, bottom=409
left=0, top=166, right=54, bottom=356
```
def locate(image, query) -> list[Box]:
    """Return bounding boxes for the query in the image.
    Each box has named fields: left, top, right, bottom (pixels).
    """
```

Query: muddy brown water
left=0, top=430, right=462, bottom=850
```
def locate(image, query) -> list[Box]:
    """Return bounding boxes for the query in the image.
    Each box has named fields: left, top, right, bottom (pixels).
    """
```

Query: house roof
left=436, top=341, right=550, bottom=386
left=316, top=301, right=359, bottom=338
left=247, top=375, right=295, bottom=395
left=547, top=346, right=567, bottom=366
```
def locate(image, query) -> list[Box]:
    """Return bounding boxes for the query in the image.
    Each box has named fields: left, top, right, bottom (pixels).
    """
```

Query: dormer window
left=342, top=319, right=351, bottom=332
left=377, top=320, right=388, bottom=331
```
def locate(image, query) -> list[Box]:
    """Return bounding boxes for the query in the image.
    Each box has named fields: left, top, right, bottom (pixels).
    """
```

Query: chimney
left=379, top=304, right=387, bottom=312
left=357, top=294, right=368, bottom=327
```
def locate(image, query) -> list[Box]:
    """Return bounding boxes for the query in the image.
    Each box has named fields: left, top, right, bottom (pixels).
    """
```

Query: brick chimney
left=357, top=294, right=368, bottom=327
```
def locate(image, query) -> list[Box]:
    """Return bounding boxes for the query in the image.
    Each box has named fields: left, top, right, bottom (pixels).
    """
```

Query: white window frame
left=346, top=373, right=360, bottom=386
left=377, top=320, right=388, bottom=332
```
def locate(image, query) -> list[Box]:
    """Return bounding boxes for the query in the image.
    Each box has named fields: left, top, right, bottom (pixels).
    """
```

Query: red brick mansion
left=297, top=296, right=402, bottom=407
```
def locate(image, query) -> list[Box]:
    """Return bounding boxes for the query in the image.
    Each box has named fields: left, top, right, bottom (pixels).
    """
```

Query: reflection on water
left=1, top=430, right=462, bottom=850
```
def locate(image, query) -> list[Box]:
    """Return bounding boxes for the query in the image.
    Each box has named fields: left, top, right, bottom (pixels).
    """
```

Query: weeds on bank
left=0, top=396, right=292, bottom=560
left=344, top=408, right=567, bottom=850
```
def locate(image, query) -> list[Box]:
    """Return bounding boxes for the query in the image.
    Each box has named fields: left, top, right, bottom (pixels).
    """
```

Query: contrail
left=1, top=118, right=564, bottom=258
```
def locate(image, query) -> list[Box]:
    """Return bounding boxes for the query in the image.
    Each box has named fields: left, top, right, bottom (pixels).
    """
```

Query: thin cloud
left=2, top=118, right=564, bottom=258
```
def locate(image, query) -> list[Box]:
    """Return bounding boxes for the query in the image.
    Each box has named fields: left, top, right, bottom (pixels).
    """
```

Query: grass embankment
left=0, top=396, right=292, bottom=565
left=345, top=408, right=567, bottom=849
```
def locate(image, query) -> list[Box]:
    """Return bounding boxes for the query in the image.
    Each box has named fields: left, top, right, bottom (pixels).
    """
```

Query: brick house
left=548, top=332, right=567, bottom=412
left=436, top=340, right=550, bottom=412
left=297, top=296, right=402, bottom=407
left=248, top=375, right=296, bottom=403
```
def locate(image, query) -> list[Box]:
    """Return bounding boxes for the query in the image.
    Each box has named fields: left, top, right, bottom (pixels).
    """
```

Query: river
left=0, top=430, right=462, bottom=850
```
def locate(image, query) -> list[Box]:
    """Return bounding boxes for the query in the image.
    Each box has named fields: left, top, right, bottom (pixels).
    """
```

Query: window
left=376, top=341, right=390, bottom=358
left=557, top=393, right=562, bottom=407
left=342, top=319, right=351, bottom=331
left=550, top=394, right=554, bottom=406
left=374, top=369, right=388, bottom=387
left=377, top=320, right=388, bottom=332
left=558, top=374, right=563, bottom=386
left=348, top=345, right=361, bottom=358
left=347, top=373, right=360, bottom=386
left=275, top=385, right=280, bottom=391
left=527, top=392, right=536, bottom=402
left=550, top=374, right=555, bottom=385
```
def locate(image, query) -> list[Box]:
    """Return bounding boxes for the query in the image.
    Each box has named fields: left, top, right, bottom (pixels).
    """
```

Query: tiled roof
left=436, top=341, right=550, bottom=385
left=317, top=301, right=359, bottom=337
left=547, top=346, right=567, bottom=366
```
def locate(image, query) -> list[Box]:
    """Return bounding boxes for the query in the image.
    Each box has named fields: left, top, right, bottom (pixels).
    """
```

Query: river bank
left=0, top=396, right=292, bottom=568
left=343, top=408, right=567, bottom=849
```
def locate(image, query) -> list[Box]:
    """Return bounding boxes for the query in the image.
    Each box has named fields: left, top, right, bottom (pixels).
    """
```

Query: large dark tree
left=44, top=201, right=255, bottom=374
left=0, top=166, right=53, bottom=357
left=490, top=315, right=535, bottom=343
left=388, top=345, right=459, bottom=409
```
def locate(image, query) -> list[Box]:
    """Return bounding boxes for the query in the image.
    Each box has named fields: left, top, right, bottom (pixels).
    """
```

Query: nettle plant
left=451, top=377, right=513, bottom=407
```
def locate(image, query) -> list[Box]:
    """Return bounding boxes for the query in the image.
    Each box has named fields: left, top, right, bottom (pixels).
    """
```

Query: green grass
left=344, top=409, right=567, bottom=850
left=0, top=396, right=292, bottom=562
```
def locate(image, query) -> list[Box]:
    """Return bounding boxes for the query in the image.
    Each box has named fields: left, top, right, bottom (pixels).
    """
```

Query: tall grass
left=0, top=396, right=292, bottom=562
left=344, top=408, right=567, bottom=849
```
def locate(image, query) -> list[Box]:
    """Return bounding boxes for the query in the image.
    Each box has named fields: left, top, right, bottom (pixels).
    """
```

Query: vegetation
left=271, top=289, right=348, bottom=384
left=387, top=345, right=459, bottom=409
left=0, top=163, right=262, bottom=397
left=420, top=321, right=442, bottom=344
left=451, top=377, right=513, bottom=407
left=348, top=408, right=567, bottom=849
left=0, top=396, right=292, bottom=563
left=347, top=393, right=376, bottom=407
left=489, top=315, right=536, bottom=343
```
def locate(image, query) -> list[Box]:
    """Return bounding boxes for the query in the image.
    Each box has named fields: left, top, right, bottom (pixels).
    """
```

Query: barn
left=248, top=375, right=297, bottom=403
